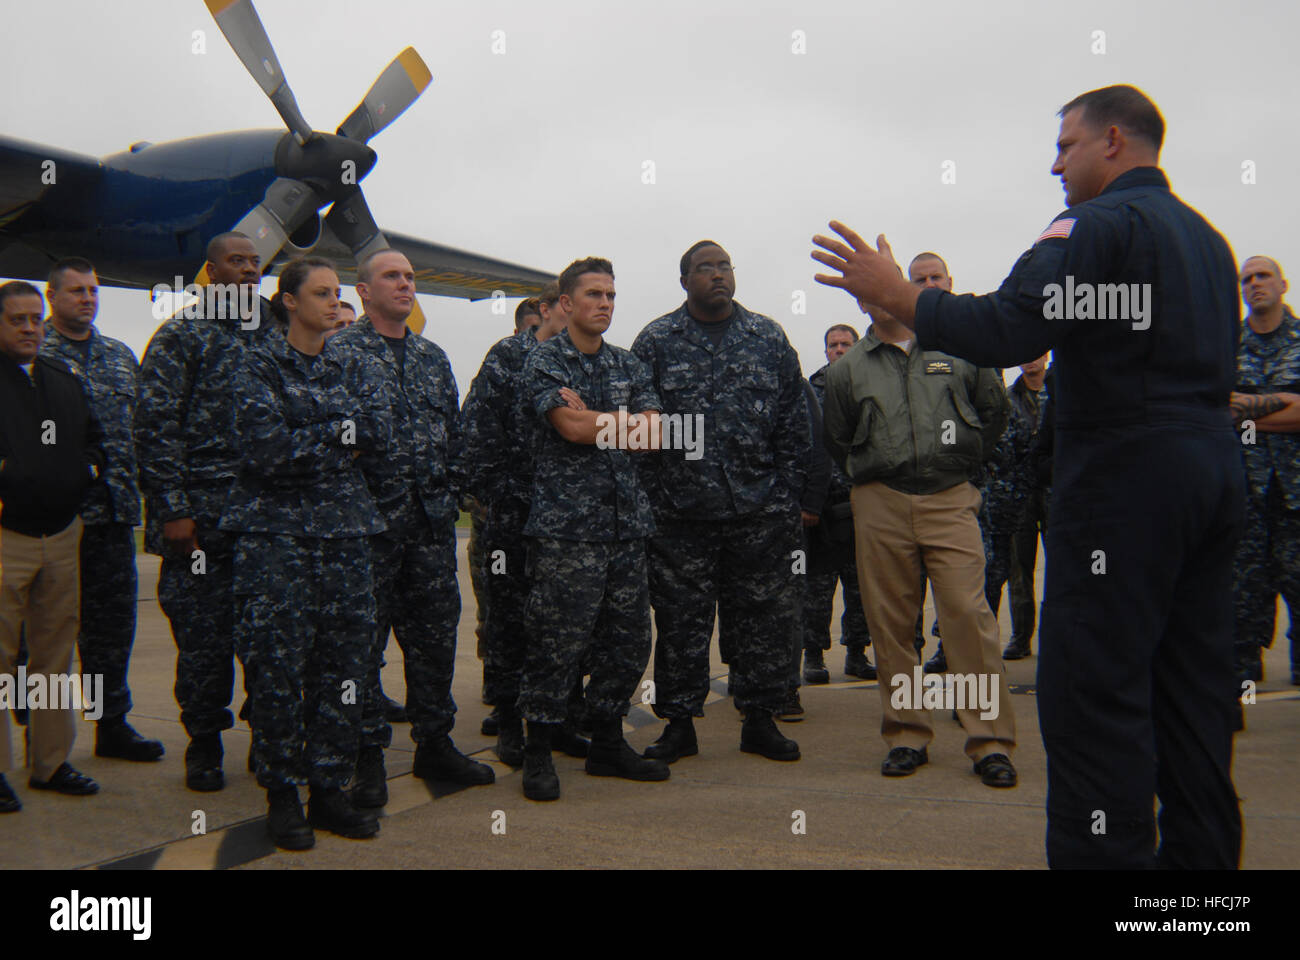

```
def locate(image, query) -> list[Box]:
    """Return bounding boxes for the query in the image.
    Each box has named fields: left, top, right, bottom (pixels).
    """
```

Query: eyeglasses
left=692, top=262, right=734, bottom=277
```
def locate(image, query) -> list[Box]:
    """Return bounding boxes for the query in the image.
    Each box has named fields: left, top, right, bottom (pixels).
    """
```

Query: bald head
left=909, top=253, right=952, bottom=292
left=1240, top=255, right=1288, bottom=317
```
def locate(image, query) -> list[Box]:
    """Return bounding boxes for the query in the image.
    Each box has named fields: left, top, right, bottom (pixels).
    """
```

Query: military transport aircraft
left=0, top=0, right=554, bottom=332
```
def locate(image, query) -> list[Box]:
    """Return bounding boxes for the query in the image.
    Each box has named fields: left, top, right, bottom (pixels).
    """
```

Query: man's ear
left=680, top=275, right=688, bottom=294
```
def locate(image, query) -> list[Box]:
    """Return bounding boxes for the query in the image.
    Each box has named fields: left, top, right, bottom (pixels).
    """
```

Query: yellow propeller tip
left=397, top=47, right=432, bottom=91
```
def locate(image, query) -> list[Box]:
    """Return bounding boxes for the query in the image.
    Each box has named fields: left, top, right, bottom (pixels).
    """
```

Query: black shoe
left=0, top=774, right=19, bottom=812
left=974, top=752, right=1018, bottom=788
left=923, top=644, right=947, bottom=674
left=775, top=690, right=805, bottom=721
left=383, top=694, right=408, bottom=724
left=585, top=726, right=670, bottom=782
left=94, top=717, right=164, bottom=762
left=480, top=707, right=500, bottom=737
left=267, top=786, right=315, bottom=849
left=29, top=762, right=99, bottom=795
left=351, top=746, right=388, bottom=808
left=643, top=718, right=698, bottom=763
left=552, top=722, right=590, bottom=758
left=844, top=647, right=877, bottom=680
left=495, top=711, right=525, bottom=767
left=881, top=746, right=928, bottom=777
left=1292, top=669, right=1300, bottom=687
left=523, top=743, right=560, bottom=801
left=413, top=736, right=495, bottom=785
left=802, top=647, right=830, bottom=685
left=1002, top=638, right=1031, bottom=660
left=185, top=735, right=224, bottom=792
left=308, top=786, right=379, bottom=839
left=740, top=712, right=800, bottom=761
left=913, top=635, right=925, bottom=663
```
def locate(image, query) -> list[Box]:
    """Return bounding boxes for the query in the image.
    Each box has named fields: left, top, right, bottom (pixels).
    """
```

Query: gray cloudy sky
left=3, top=0, right=1296, bottom=389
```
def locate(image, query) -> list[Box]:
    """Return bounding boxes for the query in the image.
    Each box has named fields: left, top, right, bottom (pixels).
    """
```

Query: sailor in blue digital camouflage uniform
left=40, top=258, right=164, bottom=763
left=633, top=241, right=809, bottom=765
left=221, top=258, right=391, bottom=849
left=515, top=257, right=670, bottom=801
left=136, top=231, right=271, bottom=792
left=332, top=249, right=493, bottom=804
left=1229, top=256, right=1300, bottom=688
left=814, top=85, right=1246, bottom=869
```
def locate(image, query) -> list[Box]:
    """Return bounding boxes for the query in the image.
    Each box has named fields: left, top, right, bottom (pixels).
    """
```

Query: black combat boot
left=1002, top=636, right=1032, bottom=660
left=802, top=647, right=830, bottom=685
left=552, top=720, right=590, bottom=758
left=775, top=688, right=805, bottom=721
left=351, top=746, right=388, bottom=808
left=740, top=711, right=800, bottom=761
left=844, top=646, right=877, bottom=680
left=643, top=717, right=698, bottom=763
left=95, top=716, right=165, bottom=762
left=308, top=785, right=379, bottom=839
left=923, top=642, right=947, bottom=674
left=495, top=707, right=525, bottom=767
left=585, top=719, right=670, bottom=781
left=480, top=706, right=500, bottom=737
left=184, top=734, right=224, bottom=792
left=522, top=721, right=560, bottom=801
left=413, top=735, right=496, bottom=785
left=267, top=786, right=315, bottom=850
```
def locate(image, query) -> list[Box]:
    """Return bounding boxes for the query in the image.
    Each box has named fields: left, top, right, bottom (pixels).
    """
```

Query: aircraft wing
left=285, top=225, right=556, bottom=300
left=0, top=136, right=106, bottom=282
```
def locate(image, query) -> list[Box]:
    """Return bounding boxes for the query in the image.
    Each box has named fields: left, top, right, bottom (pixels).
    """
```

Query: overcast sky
left=3, top=0, right=1296, bottom=389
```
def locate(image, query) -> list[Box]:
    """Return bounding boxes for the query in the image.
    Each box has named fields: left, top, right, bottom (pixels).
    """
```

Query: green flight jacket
left=822, top=328, right=1008, bottom=496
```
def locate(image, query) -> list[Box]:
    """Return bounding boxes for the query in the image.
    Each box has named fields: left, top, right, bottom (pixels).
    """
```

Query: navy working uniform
left=330, top=318, right=471, bottom=756
left=632, top=302, right=810, bottom=720
left=136, top=297, right=271, bottom=748
left=220, top=332, right=391, bottom=790
left=1006, top=373, right=1051, bottom=652
left=913, top=166, right=1246, bottom=869
left=518, top=329, right=660, bottom=725
left=1232, top=305, right=1300, bottom=683
left=40, top=324, right=142, bottom=725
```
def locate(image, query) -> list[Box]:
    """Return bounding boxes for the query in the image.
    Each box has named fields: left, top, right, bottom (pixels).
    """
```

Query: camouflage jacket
left=1237, top=305, right=1300, bottom=509
left=218, top=330, right=391, bottom=538
left=981, top=373, right=1049, bottom=533
left=631, top=301, right=810, bottom=521
left=331, top=317, right=464, bottom=530
left=461, top=326, right=538, bottom=508
left=523, top=329, right=660, bottom=541
left=808, top=363, right=853, bottom=504
left=135, top=297, right=273, bottom=553
left=40, top=323, right=141, bottom=526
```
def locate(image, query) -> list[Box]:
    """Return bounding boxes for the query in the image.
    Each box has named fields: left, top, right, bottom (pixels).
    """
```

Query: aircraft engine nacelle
left=283, top=211, right=323, bottom=256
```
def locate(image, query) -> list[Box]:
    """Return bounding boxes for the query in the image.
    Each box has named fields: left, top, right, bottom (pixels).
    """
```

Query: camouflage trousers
left=804, top=533, right=871, bottom=653
left=1232, top=483, right=1300, bottom=674
left=361, top=517, right=461, bottom=748
left=481, top=498, right=531, bottom=708
left=78, top=523, right=138, bottom=721
left=157, top=524, right=238, bottom=738
left=518, top=537, right=649, bottom=725
left=649, top=510, right=801, bottom=719
left=468, top=505, right=490, bottom=663
left=233, top=534, right=373, bottom=791
left=980, top=509, right=1022, bottom=624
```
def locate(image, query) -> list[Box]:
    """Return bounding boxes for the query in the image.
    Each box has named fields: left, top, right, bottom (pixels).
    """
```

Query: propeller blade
left=337, top=47, right=432, bottom=143
left=325, top=190, right=427, bottom=334
left=230, top=177, right=321, bottom=268
left=204, top=0, right=314, bottom=145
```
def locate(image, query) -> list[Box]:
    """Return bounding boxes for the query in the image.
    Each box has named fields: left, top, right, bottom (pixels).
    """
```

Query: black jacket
left=0, top=355, right=104, bottom=536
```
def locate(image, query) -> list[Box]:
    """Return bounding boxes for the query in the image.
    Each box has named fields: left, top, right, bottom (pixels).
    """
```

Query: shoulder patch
left=1035, top=218, right=1076, bottom=244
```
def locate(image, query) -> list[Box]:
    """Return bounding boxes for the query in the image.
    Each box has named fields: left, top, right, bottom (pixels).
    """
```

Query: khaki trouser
left=0, top=517, right=83, bottom=780
left=851, top=482, right=1015, bottom=761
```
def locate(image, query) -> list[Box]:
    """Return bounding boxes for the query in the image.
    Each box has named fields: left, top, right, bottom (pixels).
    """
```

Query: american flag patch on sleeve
left=1035, top=218, right=1076, bottom=243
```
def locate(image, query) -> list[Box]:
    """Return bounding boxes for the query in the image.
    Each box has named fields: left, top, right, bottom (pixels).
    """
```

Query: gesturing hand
left=811, top=222, right=918, bottom=324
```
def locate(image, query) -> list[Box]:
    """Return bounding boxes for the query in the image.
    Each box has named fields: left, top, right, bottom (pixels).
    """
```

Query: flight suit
left=914, top=166, right=1245, bottom=869
left=41, top=325, right=142, bottom=722
left=632, top=303, right=809, bottom=719
left=220, top=332, right=391, bottom=789
left=517, top=329, right=660, bottom=725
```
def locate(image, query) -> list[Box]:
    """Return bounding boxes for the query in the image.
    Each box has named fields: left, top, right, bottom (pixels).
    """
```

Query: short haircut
left=558, top=257, right=614, bottom=298
left=0, top=280, right=43, bottom=314
left=824, top=324, right=859, bottom=346
left=1059, top=84, right=1164, bottom=153
left=205, top=231, right=252, bottom=263
left=1242, top=255, right=1285, bottom=280
left=47, top=257, right=96, bottom=291
left=339, top=300, right=357, bottom=314
left=538, top=283, right=561, bottom=307
left=680, top=240, right=723, bottom=278
left=515, top=297, right=541, bottom=324
left=356, top=248, right=409, bottom=285
left=909, top=252, right=948, bottom=275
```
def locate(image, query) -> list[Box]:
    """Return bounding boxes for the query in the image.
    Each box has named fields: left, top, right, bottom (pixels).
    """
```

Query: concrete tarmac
left=2, top=534, right=1297, bottom=870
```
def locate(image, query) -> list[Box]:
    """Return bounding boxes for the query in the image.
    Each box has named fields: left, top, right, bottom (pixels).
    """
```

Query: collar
left=1098, top=165, right=1169, bottom=197
left=264, top=327, right=332, bottom=379
left=666, top=300, right=757, bottom=335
